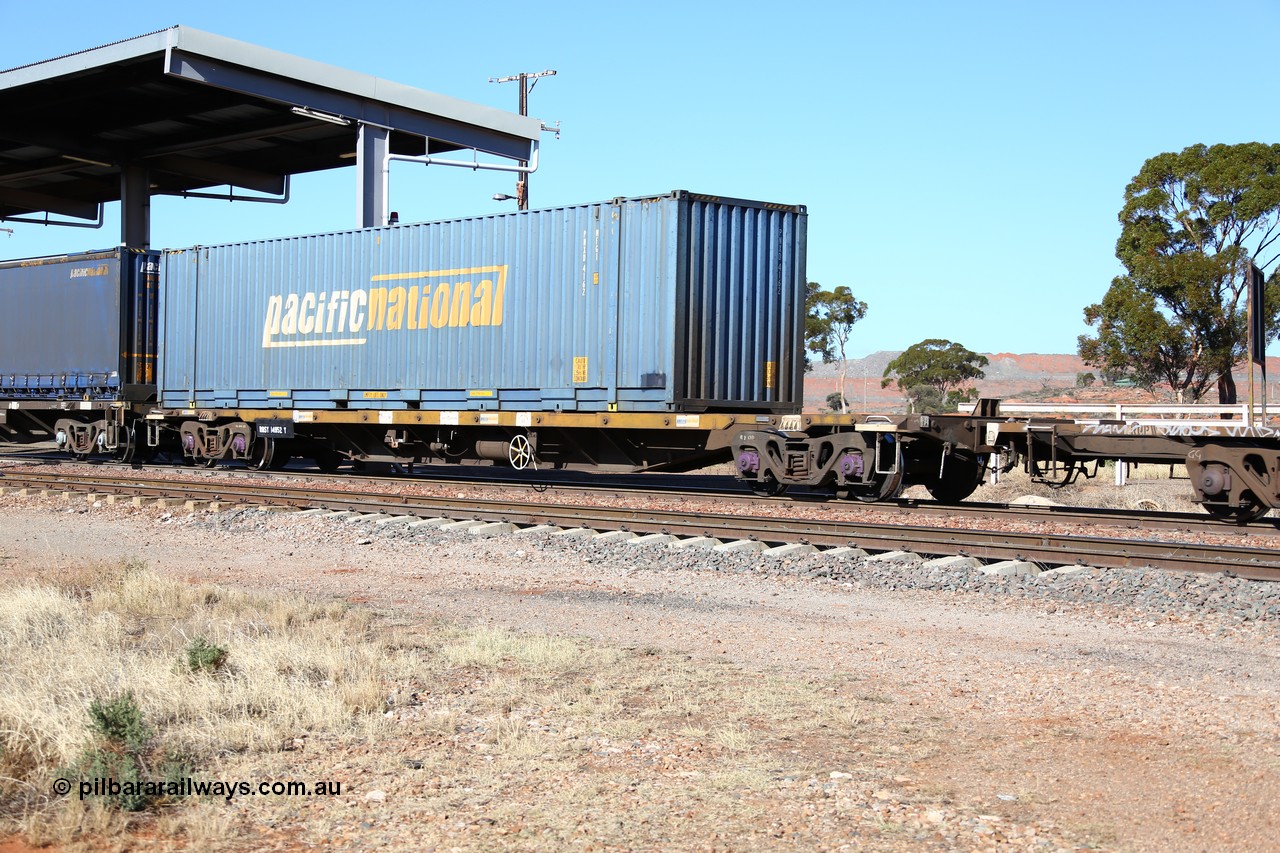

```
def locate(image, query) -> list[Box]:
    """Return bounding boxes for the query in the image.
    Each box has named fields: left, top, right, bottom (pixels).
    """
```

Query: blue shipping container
left=0, top=248, right=159, bottom=400
left=158, top=191, right=806, bottom=412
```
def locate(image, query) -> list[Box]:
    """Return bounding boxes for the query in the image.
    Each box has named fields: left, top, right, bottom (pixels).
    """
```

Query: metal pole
left=1249, top=290, right=1256, bottom=427
left=517, top=73, right=529, bottom=210
left=490, top=70, right=555, bottom=210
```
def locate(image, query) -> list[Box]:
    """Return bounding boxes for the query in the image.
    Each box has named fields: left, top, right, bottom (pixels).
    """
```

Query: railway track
left=4, top=469, right=1279, bottom=582
left=3, top=448, right=1276, bottom=539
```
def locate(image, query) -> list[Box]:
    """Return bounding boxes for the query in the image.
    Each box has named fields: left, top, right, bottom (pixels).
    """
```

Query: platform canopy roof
left=0, top=26, right=542, bottom=240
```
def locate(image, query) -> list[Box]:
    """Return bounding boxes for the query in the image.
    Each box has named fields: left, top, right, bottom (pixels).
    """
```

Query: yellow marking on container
left=764, top=360, right=776, bottom=388
left=468, top=389, right=496, bottom=398
left=362, top=391, right=389, bottom=399
left=593, top=272, right=599, bottom=285
left=69, top=264, right=111, bottom=278
left=573, top=356, right=589, bottom=383
left=370, top=265, right=506, bottom=281
left=268, top=390, right=289, bottom=398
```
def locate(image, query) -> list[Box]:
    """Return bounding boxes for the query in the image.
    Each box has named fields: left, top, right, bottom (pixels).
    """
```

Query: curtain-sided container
left=0, top=248, right=159, bottom=400
left=158, top=191, right=806, bottom=413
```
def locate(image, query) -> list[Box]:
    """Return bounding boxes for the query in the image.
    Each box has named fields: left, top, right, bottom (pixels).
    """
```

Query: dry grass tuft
left=0, top=560, right=896, bottom=850
left=0, top=560, right=418, bottom=844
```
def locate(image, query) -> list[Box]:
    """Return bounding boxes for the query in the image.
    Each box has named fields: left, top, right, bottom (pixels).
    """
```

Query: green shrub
left=184, top=637, right=229, bottom=674
left=88, top=693, right=151, bottom=754
left=56, top=692, right=199, bottom=812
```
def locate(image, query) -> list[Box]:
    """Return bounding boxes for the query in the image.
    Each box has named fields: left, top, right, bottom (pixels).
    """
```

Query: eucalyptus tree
left=805, top=284, right=868, bottom=413
left=882, top=339, right=988, bottom=413
left=1079, top=143, right=1280, bottom=403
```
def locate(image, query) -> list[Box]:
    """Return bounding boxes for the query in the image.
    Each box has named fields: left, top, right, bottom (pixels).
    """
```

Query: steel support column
left=356, top=124, right=389, bottom=229
left=121, top=164, right=151, bottom=248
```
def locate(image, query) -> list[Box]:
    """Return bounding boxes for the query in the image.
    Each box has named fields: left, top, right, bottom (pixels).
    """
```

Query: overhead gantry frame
left=0, top=26, right=543, bottom=246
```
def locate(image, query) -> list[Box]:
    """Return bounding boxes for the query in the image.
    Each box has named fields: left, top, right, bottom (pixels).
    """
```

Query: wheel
left=116, top=422, right=154, bottom=466
left=1201, top=494, right=1270, bottom=524
left=844, top=443, right=905, bottom=503
left=313, top=448, right=341, bottom=474
left=268, top=447, right=292, bottom=470
left=926, top=453, right=987, bottom=503
left=247, top=437, right=275, bottom=471
left=846, top=468, right=903, bottom=503
left=750, top=473, right=788, bottom=497
left=508, top=434, right=534, bottom=470
left=114, top=424, right=136, bottom=464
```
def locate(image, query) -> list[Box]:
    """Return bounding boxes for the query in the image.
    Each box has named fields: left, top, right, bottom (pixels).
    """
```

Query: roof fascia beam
left=145, top=154, right=284, bottom=195
left=165, top=51, right=535, bottom=162
left=0, top=186, right=100, bottom=220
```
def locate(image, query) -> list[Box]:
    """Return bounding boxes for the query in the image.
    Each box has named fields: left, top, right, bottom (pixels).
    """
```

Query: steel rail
left=5, top=470, right=1279, bottom=581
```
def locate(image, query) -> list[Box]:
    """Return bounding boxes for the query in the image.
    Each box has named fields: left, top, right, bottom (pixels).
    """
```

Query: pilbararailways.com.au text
left=59, top=777, right=342, bottom=802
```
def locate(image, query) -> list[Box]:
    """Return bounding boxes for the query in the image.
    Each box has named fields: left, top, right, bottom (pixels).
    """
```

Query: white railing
left=995, top=402, right=1276, bottom=486
left=997, top=402, right=1272, bottom=428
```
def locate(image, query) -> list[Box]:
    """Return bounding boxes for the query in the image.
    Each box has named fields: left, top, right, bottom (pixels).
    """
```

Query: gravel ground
left=1, top=489, right=1278, bottom=851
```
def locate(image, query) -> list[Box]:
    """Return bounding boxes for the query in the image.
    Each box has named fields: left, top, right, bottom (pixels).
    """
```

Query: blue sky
left=3, top=1, right=1278, bottom=356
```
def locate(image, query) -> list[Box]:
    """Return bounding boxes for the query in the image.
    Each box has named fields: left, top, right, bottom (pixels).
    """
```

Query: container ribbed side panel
left=158, top=192, right=805, bottom=413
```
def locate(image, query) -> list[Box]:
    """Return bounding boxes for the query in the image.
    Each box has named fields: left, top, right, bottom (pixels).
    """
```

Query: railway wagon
left=158, top=191, right=806, bottom=414
left=0, top=249, right=159, bottom=452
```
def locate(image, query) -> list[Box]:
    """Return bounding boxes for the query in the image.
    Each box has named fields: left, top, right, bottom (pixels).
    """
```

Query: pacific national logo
left=261, top=266, right=507, bottom=349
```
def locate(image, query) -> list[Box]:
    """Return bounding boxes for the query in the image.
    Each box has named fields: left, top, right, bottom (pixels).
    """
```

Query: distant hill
left=803, top=352, right=1280, bottom=412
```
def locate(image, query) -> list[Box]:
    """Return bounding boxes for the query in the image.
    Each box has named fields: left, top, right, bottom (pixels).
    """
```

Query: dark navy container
left=0, top=248, right=159, bottom=400
left=158, top=191, right=806, bottom=413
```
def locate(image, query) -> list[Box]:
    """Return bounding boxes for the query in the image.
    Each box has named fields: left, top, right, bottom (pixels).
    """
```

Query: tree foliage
left=805, top=283, right=868, bottom=413
left=1078, top=143, right=1280, bottom=403
left=882, top=339, right=988, bottom=413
